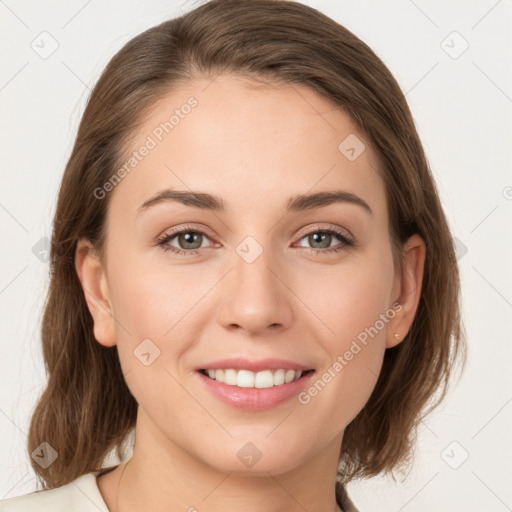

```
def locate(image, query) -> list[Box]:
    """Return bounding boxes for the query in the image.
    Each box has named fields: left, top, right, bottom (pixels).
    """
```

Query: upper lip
left=197, top=358, right=314, bottom=372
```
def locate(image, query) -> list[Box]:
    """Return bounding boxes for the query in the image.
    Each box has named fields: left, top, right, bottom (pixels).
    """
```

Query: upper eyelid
left=160, top=224, right=217, bottom=242
left=298, top=224, right=352, bottom=238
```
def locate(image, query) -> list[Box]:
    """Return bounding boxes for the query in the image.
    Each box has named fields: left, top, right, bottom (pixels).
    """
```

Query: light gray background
left=1, top=0, right=511, bottom=510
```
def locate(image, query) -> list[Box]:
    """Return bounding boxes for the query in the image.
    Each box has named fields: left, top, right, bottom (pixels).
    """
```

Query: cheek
left=105, top=252, right=216, bottom=385
left=105, top=260, right=199, bottom=417
left=308, top=254, right=394, bottom=348
left=298, top=252, right=394, bottom=415
left=108, top=253, right=203, bottom=335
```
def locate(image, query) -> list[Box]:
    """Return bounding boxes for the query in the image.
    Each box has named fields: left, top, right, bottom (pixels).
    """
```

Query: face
left=78, top=73, right=420, bottom=477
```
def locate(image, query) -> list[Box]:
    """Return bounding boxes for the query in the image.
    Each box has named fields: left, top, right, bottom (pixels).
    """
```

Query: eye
left=295, top=227, right=354, bottom=254
left=157, top=225, right=355, bottom=257
left=157, top=226, right=216, bottom=257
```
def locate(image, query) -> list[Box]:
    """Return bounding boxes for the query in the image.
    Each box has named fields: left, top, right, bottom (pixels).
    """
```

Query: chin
left=196, top=439, right=307, bottom=477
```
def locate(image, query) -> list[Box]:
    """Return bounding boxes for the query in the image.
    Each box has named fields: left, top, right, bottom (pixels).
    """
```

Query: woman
left=1, top=0, right=466, bottom=510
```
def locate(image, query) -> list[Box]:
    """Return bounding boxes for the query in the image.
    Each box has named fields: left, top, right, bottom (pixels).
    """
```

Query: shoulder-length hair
left=27, top=0, right=466, bottom=489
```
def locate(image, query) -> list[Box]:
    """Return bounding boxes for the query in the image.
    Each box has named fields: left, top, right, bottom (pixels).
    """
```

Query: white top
left=0, top=470, right=360, bottom=512
left=0, top=471, right=109, bottom=512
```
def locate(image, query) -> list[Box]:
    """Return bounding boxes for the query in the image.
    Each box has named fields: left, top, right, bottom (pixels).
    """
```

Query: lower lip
left=196, top=370, right=315, bottom=411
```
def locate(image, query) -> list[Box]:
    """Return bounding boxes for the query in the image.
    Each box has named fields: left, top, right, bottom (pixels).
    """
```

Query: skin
left=75, top=74, right=425, bottom=512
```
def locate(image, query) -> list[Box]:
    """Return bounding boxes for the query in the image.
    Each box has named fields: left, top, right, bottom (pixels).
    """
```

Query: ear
left=75, top=238, right=117, bottom=347
left=386, top=233, right=426, bottom=348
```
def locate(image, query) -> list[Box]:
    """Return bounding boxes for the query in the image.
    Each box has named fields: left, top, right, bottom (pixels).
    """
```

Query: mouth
left=197, top=368, right=315, bottom=389
left=194, top=357, right=316, bottom=410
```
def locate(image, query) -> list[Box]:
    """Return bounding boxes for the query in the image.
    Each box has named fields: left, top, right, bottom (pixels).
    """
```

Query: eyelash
left=157, top=224, right=355, bottom=257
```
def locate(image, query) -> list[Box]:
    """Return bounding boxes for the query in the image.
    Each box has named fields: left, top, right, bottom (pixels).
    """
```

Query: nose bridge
left=217, top=233, right=292, bottom=332
left=233, top=233, right=282, bottom=301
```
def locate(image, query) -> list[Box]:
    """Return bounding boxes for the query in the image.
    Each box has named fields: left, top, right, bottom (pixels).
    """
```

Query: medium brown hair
left=27, top=0, right=466, bottom=489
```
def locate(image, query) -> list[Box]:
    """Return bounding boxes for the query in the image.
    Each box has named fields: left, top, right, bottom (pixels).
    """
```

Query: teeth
left=203, top=368, right=305, bottom=388
left=284, top=369, right=297, bottom=384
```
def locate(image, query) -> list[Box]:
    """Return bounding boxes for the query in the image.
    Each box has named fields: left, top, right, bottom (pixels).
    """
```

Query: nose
left=217, top=246, right=294, bottom=335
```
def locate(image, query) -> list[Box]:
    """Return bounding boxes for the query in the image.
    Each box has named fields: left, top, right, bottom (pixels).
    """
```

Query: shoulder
left=0, top=471, right=109, bottom=512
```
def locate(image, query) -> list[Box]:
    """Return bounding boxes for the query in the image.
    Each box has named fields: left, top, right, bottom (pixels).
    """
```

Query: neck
left=103, top=408, right=344, bottom=512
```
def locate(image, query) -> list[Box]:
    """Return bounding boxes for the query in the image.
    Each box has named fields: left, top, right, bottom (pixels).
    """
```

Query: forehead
left=108, top=73, right=386, bottom=219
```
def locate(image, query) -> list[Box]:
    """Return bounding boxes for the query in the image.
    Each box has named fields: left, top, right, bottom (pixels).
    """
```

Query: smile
left=199, top=368, right=314, bottom=388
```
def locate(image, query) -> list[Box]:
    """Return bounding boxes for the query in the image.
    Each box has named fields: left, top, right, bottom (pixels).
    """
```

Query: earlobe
left=75, top=238, right=117, bottom=347
left=386, top=233, right=426, bottom=348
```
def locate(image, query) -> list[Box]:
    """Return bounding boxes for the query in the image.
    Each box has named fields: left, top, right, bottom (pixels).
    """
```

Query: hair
left=27, top=0, right=467, bottom=490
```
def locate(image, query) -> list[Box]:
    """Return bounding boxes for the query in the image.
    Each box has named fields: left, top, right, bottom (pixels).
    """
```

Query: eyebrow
left=137, top=189, right=373, bottom=216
